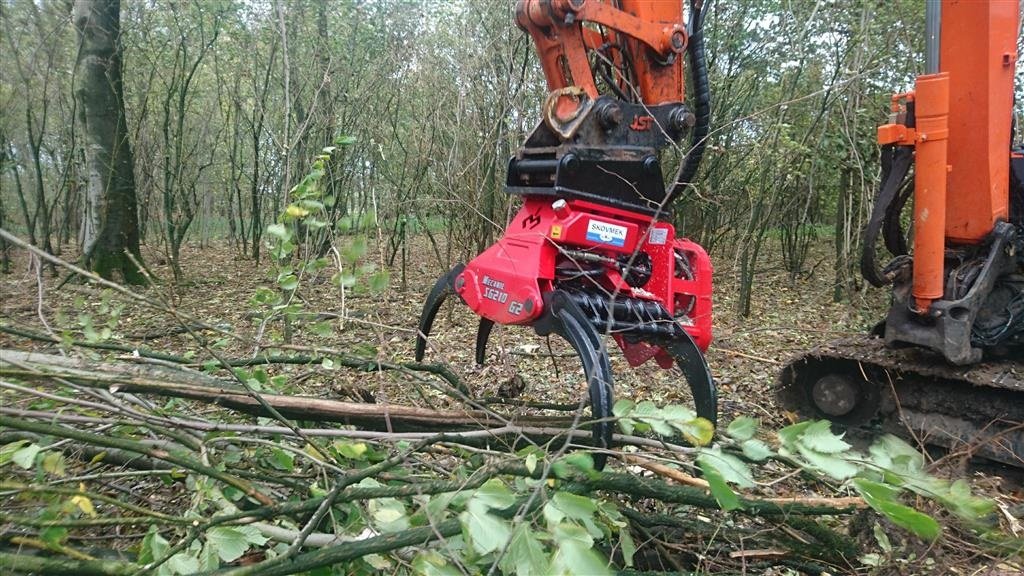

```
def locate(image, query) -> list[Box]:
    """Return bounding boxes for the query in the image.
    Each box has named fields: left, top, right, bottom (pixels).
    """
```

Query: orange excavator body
left=878, top=0, right=1018, bottom=312
left=941, top=0, right=1017, bottom=244
left=781, top=0, right=1023, bottom=467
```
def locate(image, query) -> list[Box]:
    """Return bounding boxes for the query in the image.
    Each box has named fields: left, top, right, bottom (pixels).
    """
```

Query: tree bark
left=72, top=0, right=145, bottom=284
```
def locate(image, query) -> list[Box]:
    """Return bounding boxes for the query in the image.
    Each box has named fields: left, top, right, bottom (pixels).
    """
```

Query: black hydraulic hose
left=861, top=146, right=913, bottom=287
left=669, top=0, right=711, bottom=200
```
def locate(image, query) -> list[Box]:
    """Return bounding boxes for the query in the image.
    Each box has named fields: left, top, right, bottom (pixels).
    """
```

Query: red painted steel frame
left=454, top=197, right=713, bottom=367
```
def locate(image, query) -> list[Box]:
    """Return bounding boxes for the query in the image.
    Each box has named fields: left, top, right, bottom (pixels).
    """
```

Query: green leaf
left=697, top=459, right=742, bottom=511
left=139, top=526, right=170, bottom=564
left=369, top=498, right=409, bottom=532
left=500, top=523, right=549, bottom=575
left=661, top=404, right=697, bottom=424
left=562, top=452, right=596, bottom=476
left=335, top=441, right=368, bottom=460
left=797, top=420, right=851, bottom=454
left=696, top=447, right=755, bottom=488
left=777, top=421, right=813, bottom=449
left=552, top=453, right=594, bottom=479
left=460, top=500, right=511, bottom=555
left=413, top=551, right=463, bottom=576
left=42, top=452, right=66, bottom=476
left=0, top=440, right=29, bottom=466
left=206, top=526, right=268, bottom=563
left=739, top=438, right=773, bottom=461
left=873, top=522, right=893, bottom=553
left=795, top=444, right=859, bottom=481
left=342, top=237, right=368, bottom=263
left=543, top=501, right=566, bottom=526
left=726, top=416, right=759, bottom=441
left=166, top=552, right=199, bottom=575
left=612, top=399, right=637, bottom=434
left=632, top=400, right=658, bottom=420
left=612, top=399, right=635, bottom=417
left=550, top=523, right=611, bottom=576
left=12, top=443, right=42, bottom=469
left=860, top=552, right=884, bottom=567
left=472, top=478, right=515, bottom=509
left=853, top=478, right=941, bottom=540
left=525, top=453, right=538, bottom=474
left=368, top=270, right=390, bottom=293
left=551, top=492, right=598, bottom=521
left=267, top=448, right=294, bottom=472
left=198, top=540, right=220, bottom=572
left=619, top=525, right=637, bottom=568
left=266, top=223, right=291, bottom=242
left=672, top=416, right=715, bottom=447
left=332, top=273, right=357, bottom=288
left=40, top=526, right=68, bottom=547
left=941, top=479, right=994, bottom=520
left=278, top=274, right=299, bottom=291
left=868, top=434, right=924, bottom=473
left=309, top=321, right=333, bottom=337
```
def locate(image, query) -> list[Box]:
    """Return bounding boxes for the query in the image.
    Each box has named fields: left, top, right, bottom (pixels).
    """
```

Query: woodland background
left=2, top=0, right=986, bottom=304
left=1, top=1, right=1023, bottom=575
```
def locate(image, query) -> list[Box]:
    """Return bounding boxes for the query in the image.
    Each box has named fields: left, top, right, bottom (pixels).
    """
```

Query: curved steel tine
left=475, top=318, right=495, bottom=366
left=414, top=264, right=465, bottom=362
left=656, top=331, right=717, bottom=427
left=537, top=291, right=615, bottom=471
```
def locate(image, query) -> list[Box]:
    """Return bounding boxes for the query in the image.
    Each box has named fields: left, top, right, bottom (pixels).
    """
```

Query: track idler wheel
left=534, top=290, right=615, bottom=470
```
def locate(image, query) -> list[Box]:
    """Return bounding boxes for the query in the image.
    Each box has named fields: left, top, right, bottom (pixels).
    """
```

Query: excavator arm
left=415, top=0, right=716, bottom=469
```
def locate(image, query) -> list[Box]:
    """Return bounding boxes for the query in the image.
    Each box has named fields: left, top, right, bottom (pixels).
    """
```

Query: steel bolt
left=670, top=30, right=687, bottom=53
left=560, top=153, right=580, bottom=175
left=552, top=199, right=570, bottom=217
left=596, top=101, right=623, bottom=130
left=642, top=155, right=659, bottom=175
left=670, top=108, right=696, bottom=132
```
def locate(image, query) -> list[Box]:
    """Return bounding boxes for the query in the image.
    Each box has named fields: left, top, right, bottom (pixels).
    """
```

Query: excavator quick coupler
left=415, top=196, right=717, bottom=470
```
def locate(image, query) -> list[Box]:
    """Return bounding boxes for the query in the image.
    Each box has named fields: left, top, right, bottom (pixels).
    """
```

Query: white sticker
left=648, top=227, right=669, bottom=245
left=585, top=220, right=628, bottom=247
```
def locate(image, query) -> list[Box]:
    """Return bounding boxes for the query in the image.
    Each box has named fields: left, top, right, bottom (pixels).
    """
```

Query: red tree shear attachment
left=415, top=198, right=716, bottom=469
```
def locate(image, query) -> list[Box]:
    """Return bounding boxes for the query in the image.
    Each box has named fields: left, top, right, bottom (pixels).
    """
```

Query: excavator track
left=777, top=335, right=1024, bottom=467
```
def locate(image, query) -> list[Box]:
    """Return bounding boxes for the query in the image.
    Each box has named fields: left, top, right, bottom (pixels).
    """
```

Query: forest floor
left=1, top=235, right=1021, bottom=574
left=1, top=235, right=888, bottom=427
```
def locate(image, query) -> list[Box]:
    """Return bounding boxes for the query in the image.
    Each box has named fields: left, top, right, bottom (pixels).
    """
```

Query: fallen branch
left=0, top=552, right=135, bottom=576
left=621, top=454, right=867, bottom=509
left=0, top=349, right=559, bottom=432
left=0, top=324, right=470, bottom=394
left=0, top=416, right=274, bottom=507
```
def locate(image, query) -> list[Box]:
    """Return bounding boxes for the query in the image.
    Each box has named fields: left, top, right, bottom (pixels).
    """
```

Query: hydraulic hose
left=669, top=0, right=711, bottom=200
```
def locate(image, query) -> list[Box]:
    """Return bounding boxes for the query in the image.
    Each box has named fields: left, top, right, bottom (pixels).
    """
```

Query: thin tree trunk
left=72, top=0, right=145, bottom=284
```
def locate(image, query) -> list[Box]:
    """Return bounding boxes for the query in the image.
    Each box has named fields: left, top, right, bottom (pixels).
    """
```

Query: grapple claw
left=414, top=264, right=465, bottom=362
left=535, top=290, right=615, bottom=471
left=475, top=318, right=495, bottom=365
left=647, top=332, right=717, bottom=427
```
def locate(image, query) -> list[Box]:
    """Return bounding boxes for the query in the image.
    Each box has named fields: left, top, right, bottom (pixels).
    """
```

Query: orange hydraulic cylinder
left=910, top=72, right=950, bottom=311
left=939, top=0, right=1017, bottom=243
